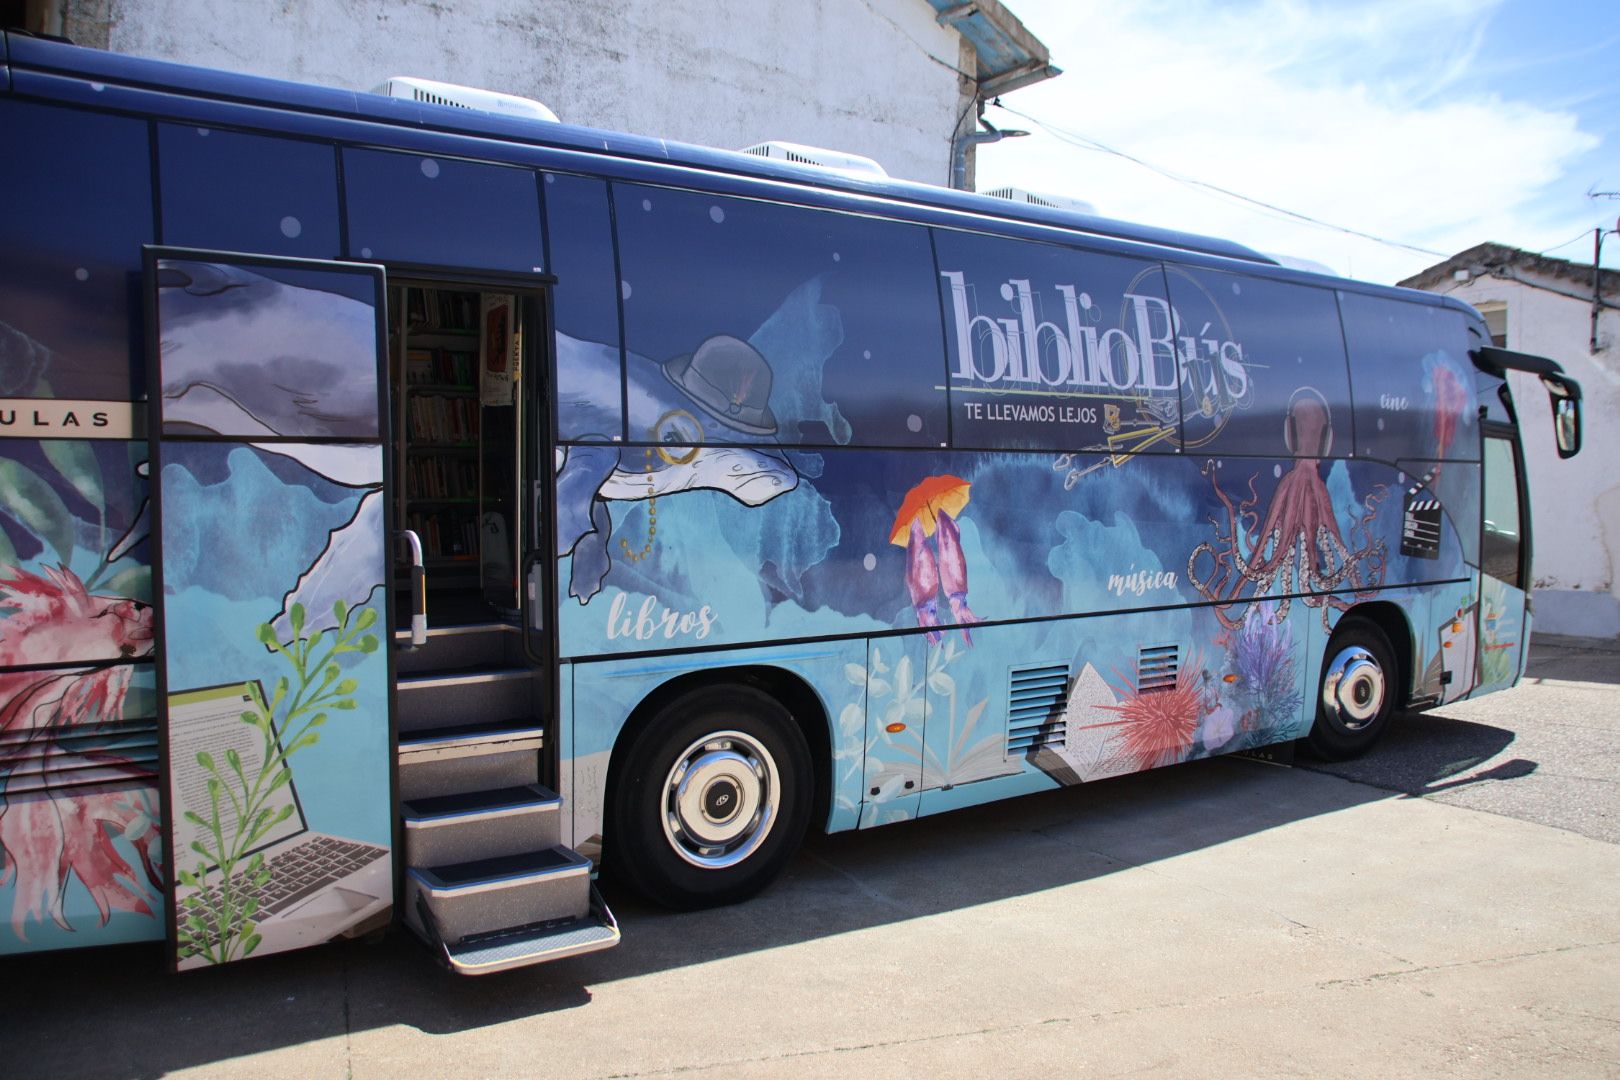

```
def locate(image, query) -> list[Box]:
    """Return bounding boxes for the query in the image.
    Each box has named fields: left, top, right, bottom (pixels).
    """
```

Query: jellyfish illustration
left=890, top=475, right=981, bottom=644
left=1425, top=352, right=1471, bottom=460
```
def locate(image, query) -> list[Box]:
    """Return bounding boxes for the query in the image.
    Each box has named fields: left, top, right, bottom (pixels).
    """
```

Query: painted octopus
left=1189, top=388, right=1388, bottom=630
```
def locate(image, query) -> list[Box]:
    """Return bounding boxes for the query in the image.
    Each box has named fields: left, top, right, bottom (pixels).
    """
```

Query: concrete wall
left=42, top=0, right=975, bottom=185
left=1440, top=275, right=1620, bottom=638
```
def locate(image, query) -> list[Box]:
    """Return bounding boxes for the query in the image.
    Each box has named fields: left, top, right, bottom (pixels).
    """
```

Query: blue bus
left=0, top=31, right=1582, bottom=974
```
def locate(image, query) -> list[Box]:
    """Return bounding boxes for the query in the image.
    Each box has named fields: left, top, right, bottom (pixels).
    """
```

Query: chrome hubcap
left=1321, top=645, right=1386, bottom=731
left=661, top=730, right=779, bottom=869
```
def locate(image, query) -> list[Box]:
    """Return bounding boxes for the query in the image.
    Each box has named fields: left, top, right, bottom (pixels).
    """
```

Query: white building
left=18, top=0, right=1057, bottom=187
left=1401, top=243, right=1620, bottom=640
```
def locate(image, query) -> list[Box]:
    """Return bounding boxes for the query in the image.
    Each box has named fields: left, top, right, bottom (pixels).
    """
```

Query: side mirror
left=1540, top=373, right=1582, bottom=459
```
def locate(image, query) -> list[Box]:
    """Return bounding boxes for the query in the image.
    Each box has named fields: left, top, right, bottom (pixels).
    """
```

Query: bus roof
left=2, top=30, right=1475, bottom=319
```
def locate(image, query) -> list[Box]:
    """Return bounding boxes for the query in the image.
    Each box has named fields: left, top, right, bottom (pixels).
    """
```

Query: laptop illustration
left=168, top=681, right=391, bottom=969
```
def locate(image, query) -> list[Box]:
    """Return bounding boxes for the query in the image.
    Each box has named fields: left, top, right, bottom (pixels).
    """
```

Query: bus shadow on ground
left=5, top=752, right=1408, bottom=1076
left=1300, top=711, right=1526, bottom=798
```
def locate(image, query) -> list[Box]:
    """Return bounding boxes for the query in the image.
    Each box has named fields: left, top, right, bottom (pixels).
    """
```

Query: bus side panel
left=558, top=448, right=1476, bottom=660
left=567, top=639, right=870, bottom=861
left=914, top=602, right=1317, bottom=819
left=0, top=95, right=163, bottom=955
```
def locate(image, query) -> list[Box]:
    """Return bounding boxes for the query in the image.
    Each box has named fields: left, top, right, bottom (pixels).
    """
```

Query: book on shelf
left=405, top=287, right=478, bottom=333
left=405, top=455, right=478, bottom=500
left=407, top=394, right=476, bottom=443
left=404, top=346, right=476, bottom=387
left=404, top=508, right=479, bottom=559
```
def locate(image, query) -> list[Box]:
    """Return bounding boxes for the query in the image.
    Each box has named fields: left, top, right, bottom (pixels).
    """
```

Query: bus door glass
left=1476, top=430, right=1529, bottom=694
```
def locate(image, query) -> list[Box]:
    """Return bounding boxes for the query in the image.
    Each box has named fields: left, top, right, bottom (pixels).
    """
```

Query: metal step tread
left=410, top=845, right=589, bottom=892
left=444, top=910, right=619, bottom=974
left=398, top=718, right=544, bottom=756
left=403, top=784, right=560, bottom=823
left=397, top=667, right=532, bottom=689
left=394, top=621, right=517, bottom=642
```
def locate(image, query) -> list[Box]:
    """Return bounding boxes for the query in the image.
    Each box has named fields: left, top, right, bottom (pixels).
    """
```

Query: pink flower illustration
left=0, top=565, right=160, bottom=939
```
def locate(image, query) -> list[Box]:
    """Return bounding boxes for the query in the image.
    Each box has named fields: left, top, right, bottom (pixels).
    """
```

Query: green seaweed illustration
left=174, top=599, right=378, bottom=965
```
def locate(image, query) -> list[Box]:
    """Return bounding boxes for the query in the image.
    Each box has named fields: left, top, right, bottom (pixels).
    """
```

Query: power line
left=990, top=101, right=1450, bottom=260
left=1538, top=227, right=1599, bottom=257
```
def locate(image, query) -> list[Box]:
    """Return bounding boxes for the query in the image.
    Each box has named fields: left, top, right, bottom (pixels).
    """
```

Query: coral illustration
left=1217, top=603, right=1303, bottom=750
left=1079, top=655, right=1206, bottom=773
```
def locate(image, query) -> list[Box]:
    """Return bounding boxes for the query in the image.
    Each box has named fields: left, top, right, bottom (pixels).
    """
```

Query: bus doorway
left=388, top=279, right=541, bottom=627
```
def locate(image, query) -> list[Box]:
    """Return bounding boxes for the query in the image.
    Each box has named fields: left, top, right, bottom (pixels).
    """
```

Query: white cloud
left=976, top=0, right=1602, bottom=283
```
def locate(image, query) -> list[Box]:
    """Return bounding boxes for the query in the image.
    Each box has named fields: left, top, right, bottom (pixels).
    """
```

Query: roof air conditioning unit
left=1264, top=253, right=1339, bottom=276
left=983, top=186, right=1097, bottom=216
left=739, top=141, right=888, bottom=178
left=372, top=76, right=559, bottom=123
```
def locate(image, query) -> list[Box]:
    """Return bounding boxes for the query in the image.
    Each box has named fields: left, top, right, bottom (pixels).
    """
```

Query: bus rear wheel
left=608, top=685, right=811, bottom=910
left=1305, top=617, right=1398, bottom=761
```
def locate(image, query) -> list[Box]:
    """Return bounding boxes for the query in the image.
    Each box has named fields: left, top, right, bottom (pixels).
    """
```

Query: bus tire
left=608, top=685, right=812, bottom=910
left=1305, top=617, right=1398, bottom=761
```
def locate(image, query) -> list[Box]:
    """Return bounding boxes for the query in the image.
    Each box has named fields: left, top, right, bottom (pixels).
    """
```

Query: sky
left=972, top=0, right=1620, bottom=285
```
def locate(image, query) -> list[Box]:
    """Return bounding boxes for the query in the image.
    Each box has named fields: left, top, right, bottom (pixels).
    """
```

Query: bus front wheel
left=608, top=685, right=812, bottom=910
left=1306, top=617, right=1398, bottom=760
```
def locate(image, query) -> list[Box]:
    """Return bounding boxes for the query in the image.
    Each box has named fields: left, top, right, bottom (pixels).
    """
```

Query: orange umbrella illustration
left=892, top=475, right=980, bottom=645
left=888, top=474, right=972, bottom=546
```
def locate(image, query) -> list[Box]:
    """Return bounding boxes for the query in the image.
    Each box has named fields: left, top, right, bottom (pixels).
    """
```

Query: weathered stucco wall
left=48, top=0, right=974, bottom=185
left=1445, top=275, right=1620, bottom=638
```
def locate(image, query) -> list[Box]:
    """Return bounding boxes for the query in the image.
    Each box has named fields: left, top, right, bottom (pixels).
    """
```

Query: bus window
left=932, top=229, right=1178, bottom=454
left=0, top=100, right=152, bottom=401
left=1339, top=292, right=1478, bottom=464
left=545, top=173, right=624, bottom=443
left=612, top=184, right=945, bottom=448
left=342, top=148, right=543, bottom=273
left=159, top=124, right=340, bottom=259
left=1482, top=434, right=1524, bottom=587
left=1162, top=266, right=1352, bottom=459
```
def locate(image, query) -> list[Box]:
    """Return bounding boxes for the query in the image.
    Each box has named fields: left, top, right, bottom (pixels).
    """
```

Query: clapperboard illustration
left=1401, top=469, right=1442, bottom=559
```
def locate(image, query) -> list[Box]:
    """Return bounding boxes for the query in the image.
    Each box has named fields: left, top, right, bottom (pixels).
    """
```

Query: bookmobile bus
left=0, top=32, right=1584, bottom=976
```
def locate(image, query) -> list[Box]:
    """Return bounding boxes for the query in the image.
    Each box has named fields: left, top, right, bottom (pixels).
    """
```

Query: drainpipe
left=949, top=107, right=1028, bottom=191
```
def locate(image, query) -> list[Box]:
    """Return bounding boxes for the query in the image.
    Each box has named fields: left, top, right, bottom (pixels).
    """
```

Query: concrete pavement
left=4, top=636, right=1616, bottom=1078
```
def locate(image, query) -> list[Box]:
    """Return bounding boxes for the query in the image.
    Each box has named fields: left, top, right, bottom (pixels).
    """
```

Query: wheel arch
left=1336, top=600, right=1414, bottom=709
left=603, top=664, right=835, bottom=844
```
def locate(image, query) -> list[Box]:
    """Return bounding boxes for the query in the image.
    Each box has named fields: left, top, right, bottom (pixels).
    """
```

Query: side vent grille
left=413, top=88, right=469, bottom=109
left=1007, top=663, right=1069, bottom=754
left=0, top=717, right=160, bottom=796
left=1137, top=645, right=1180, bottom=694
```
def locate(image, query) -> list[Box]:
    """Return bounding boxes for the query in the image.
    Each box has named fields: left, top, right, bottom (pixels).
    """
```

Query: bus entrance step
left=432, top=887, right=620, bottom=975
left=397, top=720, right=543, bottom=801
left=393, top=621, right=522, bottom=676
left=396, top=668, right=535, bottom=732
left=404, top=845, right=595, bottom=949
left=402, top=783, right=562, bottom=866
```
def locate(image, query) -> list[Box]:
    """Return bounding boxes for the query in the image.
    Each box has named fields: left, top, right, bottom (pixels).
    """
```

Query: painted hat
left=662, top=334, right=778, bottom=436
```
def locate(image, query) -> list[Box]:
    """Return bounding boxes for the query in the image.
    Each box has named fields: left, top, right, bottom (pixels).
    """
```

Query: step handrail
left=399, top=529, right=428, bottom=646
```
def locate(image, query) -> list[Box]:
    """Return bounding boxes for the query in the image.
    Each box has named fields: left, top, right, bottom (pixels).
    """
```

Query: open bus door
left=1470, top=346, right=1583, bottom=695
left=145, top=249, right=396, bottom=971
